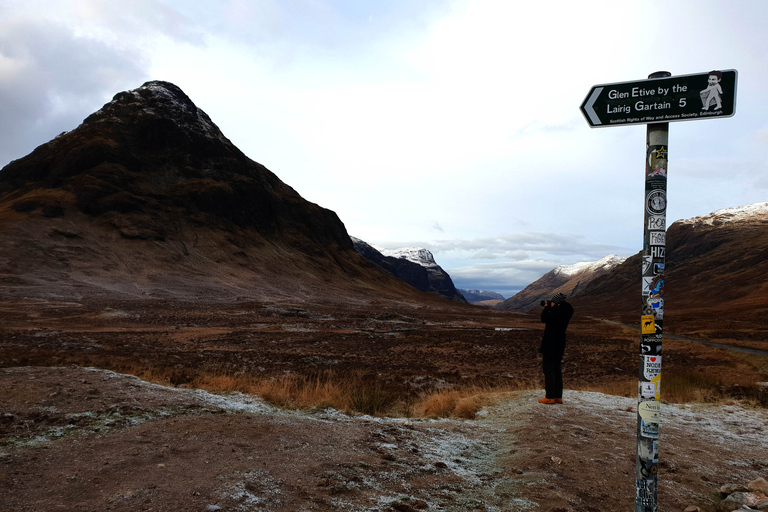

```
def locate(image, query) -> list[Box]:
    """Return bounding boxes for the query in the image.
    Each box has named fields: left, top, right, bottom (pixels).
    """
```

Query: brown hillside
left=0, top=81, right=439, bottom=304
left=571, top=205, right=768, bottom=348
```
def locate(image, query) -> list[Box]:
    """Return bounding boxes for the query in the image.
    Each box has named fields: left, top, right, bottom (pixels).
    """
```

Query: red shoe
left=554, top=398, right=563, bottom=404
left=538, top=398, right=557, bottom=404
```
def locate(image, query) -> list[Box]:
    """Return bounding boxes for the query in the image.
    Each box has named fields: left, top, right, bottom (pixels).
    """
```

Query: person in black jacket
left=538, top=292, right=574, bottom=404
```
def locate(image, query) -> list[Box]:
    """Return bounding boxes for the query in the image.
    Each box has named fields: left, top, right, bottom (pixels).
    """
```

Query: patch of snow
left=554, top=254, right=626, bottom=277
left=375, top=246, right=438, bottom=268
left=678, top=202, right=768, bottom=226
left=191, top=389, right=276, bottom=415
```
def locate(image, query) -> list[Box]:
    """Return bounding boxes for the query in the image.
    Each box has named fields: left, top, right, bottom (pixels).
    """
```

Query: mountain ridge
left=496, top=254, right=626, bottom=311
left=351, top=238, right=466, bottom=302
left=571, top=202, right=768, bottom=342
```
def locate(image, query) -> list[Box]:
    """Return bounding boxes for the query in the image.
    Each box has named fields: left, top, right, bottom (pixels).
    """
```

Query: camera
left=540, top=300, right=547, bottom=307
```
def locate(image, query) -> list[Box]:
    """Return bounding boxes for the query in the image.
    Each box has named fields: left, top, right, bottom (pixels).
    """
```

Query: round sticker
left=646, top=190, right=667, bottom=215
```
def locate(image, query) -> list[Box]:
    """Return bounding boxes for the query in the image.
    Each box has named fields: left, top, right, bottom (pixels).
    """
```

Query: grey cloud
left=0, top=19, right=148, bottom=166
left=411, top=232, right=634, bottom=297
left=403, top=232, right=629, bottom=261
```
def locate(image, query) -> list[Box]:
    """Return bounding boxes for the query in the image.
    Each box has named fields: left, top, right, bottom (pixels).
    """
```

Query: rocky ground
left=2, top=297, right=768, bottom=511
left=2, top=366, right=767, bottom=512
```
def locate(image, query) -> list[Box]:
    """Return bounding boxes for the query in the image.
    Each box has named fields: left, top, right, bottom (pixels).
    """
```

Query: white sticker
left=643, top=355, right=662, bottom=380
left=649, top=231, right=666, bottom=246
left=640, top=382, right=656, bottom=399
left=646, top=190, right=667, bottom=215
left=647, top=215, right=666, bottom=230
left=639, top=400, right=661, bottom=422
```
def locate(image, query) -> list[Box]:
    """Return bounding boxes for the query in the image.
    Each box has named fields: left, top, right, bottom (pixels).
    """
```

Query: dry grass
left=12, top=352, right=765, bottom=415
left=660, top=370, right=722, bottom=403
left=182, top=370, right=544, bottom=418
left=104, top=363, right=768, bottom=415
left=189, top=371, right=397, bottom=416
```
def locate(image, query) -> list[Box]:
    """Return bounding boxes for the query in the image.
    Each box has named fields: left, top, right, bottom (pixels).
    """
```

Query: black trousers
left=542, top=355, right=563, bottom=399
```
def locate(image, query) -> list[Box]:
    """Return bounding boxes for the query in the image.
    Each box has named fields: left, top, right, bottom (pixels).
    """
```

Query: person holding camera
left=538, top=292, right=574, bottom=404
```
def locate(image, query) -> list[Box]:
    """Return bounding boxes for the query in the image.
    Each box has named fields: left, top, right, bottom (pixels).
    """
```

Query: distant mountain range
left=458, top=289, right=506, bottom=304
left=497, top=254, right=626, bottom=311
left=499, top=202, right=768, bottom=342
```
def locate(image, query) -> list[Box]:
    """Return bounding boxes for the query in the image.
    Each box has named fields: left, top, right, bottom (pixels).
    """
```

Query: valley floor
left=2, top=366, right=767, bottom=512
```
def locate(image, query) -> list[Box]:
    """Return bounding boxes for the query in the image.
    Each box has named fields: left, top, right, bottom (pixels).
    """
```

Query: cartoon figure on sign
left=700, top=70, right=723, bottom=111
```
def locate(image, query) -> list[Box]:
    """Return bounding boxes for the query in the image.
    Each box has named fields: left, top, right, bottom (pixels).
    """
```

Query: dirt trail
left=2, top=366, right=767, bottom=511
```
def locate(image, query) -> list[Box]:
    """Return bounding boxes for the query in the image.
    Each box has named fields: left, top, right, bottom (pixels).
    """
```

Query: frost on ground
left=2, top=367, right=767, bottom=512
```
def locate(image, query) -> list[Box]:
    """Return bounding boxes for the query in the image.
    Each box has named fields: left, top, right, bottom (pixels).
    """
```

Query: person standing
left=538, top=292, right=574, bottom=404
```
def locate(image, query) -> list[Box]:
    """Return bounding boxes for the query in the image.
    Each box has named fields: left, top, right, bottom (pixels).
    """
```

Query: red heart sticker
left=650, top=357, right=657, bottom=362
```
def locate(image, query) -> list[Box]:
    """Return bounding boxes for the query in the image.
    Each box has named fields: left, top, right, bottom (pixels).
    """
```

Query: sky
left=2, top=0, right=767, bottom=297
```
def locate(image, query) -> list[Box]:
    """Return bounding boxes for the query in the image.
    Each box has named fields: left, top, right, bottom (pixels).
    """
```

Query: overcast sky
left=2, top=0, right=767, bottom=297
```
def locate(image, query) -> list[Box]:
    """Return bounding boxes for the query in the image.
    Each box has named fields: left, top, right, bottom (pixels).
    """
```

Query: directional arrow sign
left=581, top=70, right=737, bottom=128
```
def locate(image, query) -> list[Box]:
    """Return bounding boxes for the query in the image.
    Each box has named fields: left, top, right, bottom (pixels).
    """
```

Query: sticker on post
left=647, top=145, right=668, bottom=179
left=640, top=337, right=662, bottom=356
left=641, top=315, right=656, bottom=334
left=639, top=381, right=656, bottom=399
left=649, top=231, right=666, bottom=246
left=643, top=296, right=664, bottom=318
left=646, top=190, right=667, bottom=215
left=643, top=276, right=664, bottom=298
left=636, top=478, right=658, bottom=509
left=647, top=215, right=666, bottom=230
left=641, top=417, right=660, bottom=439
left=639, top=400, right=661, bottom=422
left=651, top=374, right=661, bottom=400
left=642, top=255, right=652, bottom=275
left=637, top=439, right=659, bottom=465
left=640, top=373, right=662, bottom=400
left=643, top=355, right=662, bottom=380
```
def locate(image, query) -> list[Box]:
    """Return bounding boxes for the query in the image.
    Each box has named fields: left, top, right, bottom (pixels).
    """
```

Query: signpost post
left=580, top=70, right=737, bottom=512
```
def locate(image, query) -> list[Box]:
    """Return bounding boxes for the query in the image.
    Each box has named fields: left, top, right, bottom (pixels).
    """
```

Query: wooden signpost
left=580, top=70, right=738, bottom=512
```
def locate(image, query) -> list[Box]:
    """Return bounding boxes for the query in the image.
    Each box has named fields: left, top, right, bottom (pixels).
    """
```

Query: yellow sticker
left=641, top=314, right=656, bottom=334
left=651, top=374, right=661, bottom=401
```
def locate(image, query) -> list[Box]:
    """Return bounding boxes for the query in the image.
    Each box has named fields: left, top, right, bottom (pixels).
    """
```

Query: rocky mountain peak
left=82, top=81, right=228, bottom=145
left=0, top=80, right=376, bottom=300
left=554, top=254, right=626, bottom=277
left=677, top=202, right=768, bottom=227
left=377, top=247, right=437, bottom=267
left=496, top=254, right=626, bottom=311
left=351, top=238, right=465, bottom=302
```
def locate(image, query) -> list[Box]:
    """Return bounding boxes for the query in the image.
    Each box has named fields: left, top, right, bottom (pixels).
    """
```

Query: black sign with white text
left=581, top=70, right=737, bottom=127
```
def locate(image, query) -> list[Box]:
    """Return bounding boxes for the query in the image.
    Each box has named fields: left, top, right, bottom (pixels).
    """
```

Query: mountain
left=458, top=289, right=506, bottom=304
left=571, top=203, right=768, bottom=339
left=496, top=254, right=626, bottom=311
left=351, top=238, right=466, bottom=302
left=0, top=81, right=432, bottom=303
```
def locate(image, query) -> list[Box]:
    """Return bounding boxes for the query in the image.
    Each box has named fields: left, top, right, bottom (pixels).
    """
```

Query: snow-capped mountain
left=678, top=202, right=768, bottom=226
left=569, top=202, right=768, bottom=329
left=496, top=254, right=626, bottom=311
left=375, top=246, right=438, bottom=268
left=553, top=254, right=627, bottom=277
left=351, top=238, right=466, bottom=302
left=458, top=289, right=506, bottom=304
